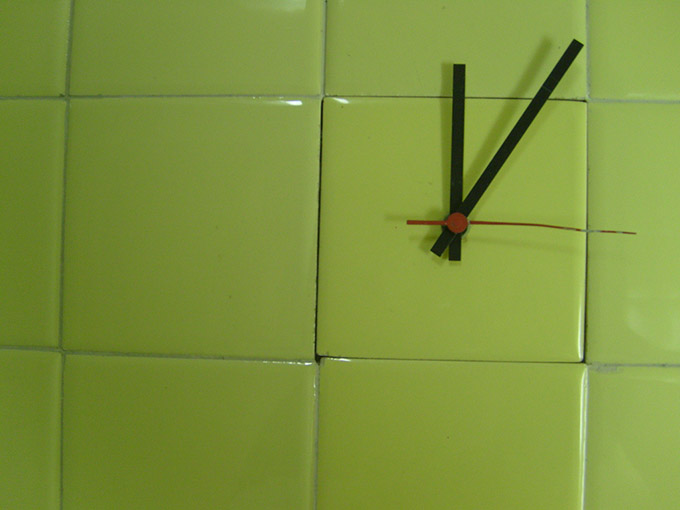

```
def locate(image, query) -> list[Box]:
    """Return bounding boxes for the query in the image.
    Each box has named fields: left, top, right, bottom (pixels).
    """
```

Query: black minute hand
left=431, top=39, right=583, bottom=256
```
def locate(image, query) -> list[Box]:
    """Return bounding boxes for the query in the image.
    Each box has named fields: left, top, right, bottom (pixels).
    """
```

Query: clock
left=318, top=42, right=588, bottom=362
left=408, top=40, right=592, bottom=260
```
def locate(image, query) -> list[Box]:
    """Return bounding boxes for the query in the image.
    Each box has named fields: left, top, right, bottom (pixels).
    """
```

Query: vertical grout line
left=312, top=3, right=329, bottom=509
left=314, top=1, right=329, bottom=361
left=581, top=366, right=590, bottom=510
left=582, top=3, right=591, bottom=509
left=583, top=0, right=591, bottom=364
left=320, top=0, right=328, bottom=97
left=59, top=2, right=77, bottom=509
left=312, top=360, right=322, bottom=510
left=59, top=348, right=66, bottom=510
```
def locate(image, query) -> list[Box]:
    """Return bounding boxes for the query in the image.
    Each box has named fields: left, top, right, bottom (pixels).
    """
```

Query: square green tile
left=0, top=101, right=65, bottom=347
left=63, top=355, right=316, bottom=510
left=318, top=358, right=586, bottom=509
left=0, top=1, right=70, bottom=96
left=587, top=103, right=680, bottom=364
left=0, top=350, right=61, bottom=510
left=590, top=1, right=680, bottom=100
left=326, top=0, right=586, bottom=98
left=63, top=98, right=319, bottom=359
left=586, top=366, right=680, bottom=509
left=318, top=97, right=586, bottom=361
left=70, top=0, right=323, bottom=95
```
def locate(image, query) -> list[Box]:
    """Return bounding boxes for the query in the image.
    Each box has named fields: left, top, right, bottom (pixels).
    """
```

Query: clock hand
left=431, top=39, right=584, bottom=256
left=467, top=220, right=636, bottom=234
left=447, top=64, right=465, bottom=261
left=409, top=214, right=637, bottom=235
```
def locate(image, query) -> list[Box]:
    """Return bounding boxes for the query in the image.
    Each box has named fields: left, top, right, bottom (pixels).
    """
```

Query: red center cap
left=445, top=212, right=469, bottom=234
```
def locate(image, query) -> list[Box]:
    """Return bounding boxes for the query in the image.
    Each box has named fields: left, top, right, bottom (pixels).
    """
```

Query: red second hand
left=406, top=217, right=636, bottom=235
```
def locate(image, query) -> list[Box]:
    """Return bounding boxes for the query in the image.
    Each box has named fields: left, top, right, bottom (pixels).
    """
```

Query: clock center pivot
left=445, top=212, right=469, bottom=234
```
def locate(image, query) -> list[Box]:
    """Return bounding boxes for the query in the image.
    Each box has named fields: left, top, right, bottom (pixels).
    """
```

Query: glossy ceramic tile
left=0, top=350, right=61, bottom=510
left=63, top=98, right=319, bottom=359
left=63, top=355, right=316, bottom=510
left=589, top=1, right=680, bottom=100
left=0, top=1, right=70, bottom=96
left=318, top=97, right=586, bottom=361
left=325, top=0, right=585, bottom=98
left=69, top=0, right=323, bottom=96
left=587, top=103, right=680, bottom=364
left=318, top=358, right=586, bottom=509
left=586, top=366, right=680, bottom=509
left=0, top=101, right=65, bottom=347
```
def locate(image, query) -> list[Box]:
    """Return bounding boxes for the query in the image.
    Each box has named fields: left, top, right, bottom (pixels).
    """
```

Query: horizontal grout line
left=63, top=349, right=316, bottom=365
left=588, top=362, right=680, bottom=369
left=319, top=355, right=586, bottom=364
left=319, top=355, right=680, bottom=368
left=326, top=95, right=588, bottom=102
left=2, top=346, right=677, bottom=368
left=0, top=345, right=62, bottom=353
left=3, top=94, right=679, bottom=105
left=0, top=93, right=323, bottom=101
left=69, top=93, right=324, bottom=100
left=0, top=345, right=314, bottom=365
left=588, top=97, right=680, bottom=105
left=0, top=95, right=66, bottom=101
left=0, top=95, right=584, bottom=104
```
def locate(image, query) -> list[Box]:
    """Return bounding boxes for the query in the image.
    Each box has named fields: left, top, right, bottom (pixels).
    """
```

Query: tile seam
left=0, top=345, right=61, bottom=353
left=59, top=0, right=77, bottom=507
left=314, top=4, right=328, bottom=506
left=312, top=360, right=321, bottom=510
left=318, top=355, right=585, bottom=365
left=2, top=94, right=678, bottom=104
left=60, top=349, right=315, bottom=364
left=2, top=347, right=676, bottom=367
left=584, top=0, right=591, bottom=364
left=65, top=93, right=323, bottom=100
left=583, top=2, right=591, bottom=505
left=581, top=364, right=590, bottom=510
left=0, top=95, right=65, bottom=101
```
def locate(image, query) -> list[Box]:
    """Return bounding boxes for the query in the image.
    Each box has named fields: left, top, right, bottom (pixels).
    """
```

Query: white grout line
left=323, top=94, right=588, bottom=102
left=320, top=355, right=570, bottom=365
left=581, top=365, right=590, bottom=510
left=583, top=9, right=592, bottom=504
left=60, top=349, right=315, bottom=364
left=68, top=93, right=324, bottom=100
left=589, top=362, right=680, bottom=370
left=0, top=95, right=65, bottom=101
left=0, top=345, right=61, bottom=353
left=4, top=344, right=676, bottom=368
left=312, top=359, right=322, bottom=510
left=1, top=93, right=678, bottom=104
left=584, top=0, right=592, bottom=364
left=587, top=97, right=680, bottom=104
left=320, top=0, right=328, bottom=99
left=59, top=2, right=77, bottom=507
left=0, top=94, right=324, bottom=101
left=313, top=4, right=329, bottom=507
left=59, top=344, right=66, bottom=510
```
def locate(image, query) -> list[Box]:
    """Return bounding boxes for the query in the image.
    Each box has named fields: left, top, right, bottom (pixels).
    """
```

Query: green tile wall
left=1, top=2, right=679, bottom=509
